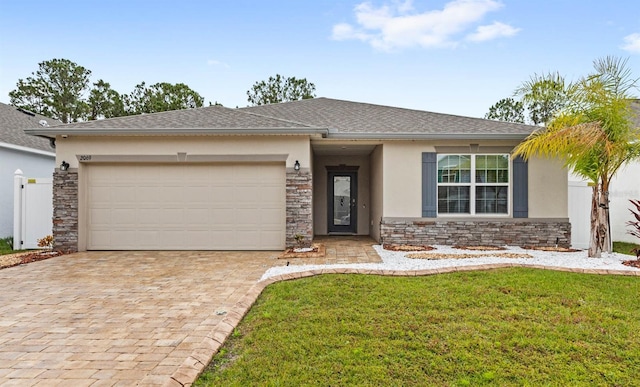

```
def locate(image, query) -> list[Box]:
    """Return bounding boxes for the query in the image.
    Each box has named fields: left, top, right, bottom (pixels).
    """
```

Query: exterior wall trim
left=75, top=154, right=288, bottom=163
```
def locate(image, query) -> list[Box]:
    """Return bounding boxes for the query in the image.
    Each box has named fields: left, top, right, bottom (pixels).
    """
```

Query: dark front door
left=328, top=171, right=357, bottom=233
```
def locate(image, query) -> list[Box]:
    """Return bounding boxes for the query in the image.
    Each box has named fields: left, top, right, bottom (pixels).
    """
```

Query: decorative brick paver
left=1, top=237, right=637, bottom=386
left=0, top=250, right=281, bottom=386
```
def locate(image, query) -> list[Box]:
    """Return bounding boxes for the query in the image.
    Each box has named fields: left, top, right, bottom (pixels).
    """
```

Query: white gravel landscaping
left=261, top=244, right=639, bottom=280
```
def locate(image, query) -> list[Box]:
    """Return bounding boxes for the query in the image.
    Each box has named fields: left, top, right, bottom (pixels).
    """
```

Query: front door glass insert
left=333, top=176, right=351, bottom=226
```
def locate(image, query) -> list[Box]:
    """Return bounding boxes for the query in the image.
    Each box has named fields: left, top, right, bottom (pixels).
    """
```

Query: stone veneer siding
left=286, top=170, right=313, bottom=248
left=52, top=169, right=79, bottom=253
left=381, top=218, right=571, bottom=248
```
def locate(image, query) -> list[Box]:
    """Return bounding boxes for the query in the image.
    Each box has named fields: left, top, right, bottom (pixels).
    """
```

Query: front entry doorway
left=327, top=169, right=357, bottom=234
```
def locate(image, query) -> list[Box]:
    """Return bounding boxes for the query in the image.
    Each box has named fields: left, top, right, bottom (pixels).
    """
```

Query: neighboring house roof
left=24, top=97, right=539, bottom=140
left=0, top=102, right=56, bottom=154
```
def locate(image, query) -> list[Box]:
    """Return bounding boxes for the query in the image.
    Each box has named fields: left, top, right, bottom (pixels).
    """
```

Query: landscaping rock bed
left=453, top=245, right=506, bottom=251
left=522, top=246, right=580, bottom=252
left=406, top=252, right=533, bottom=260
left=383, top=244, right=434, bottom=252
left=0, top=250, right=64, bottom=270
left=279, top=244, right=325, bottom=259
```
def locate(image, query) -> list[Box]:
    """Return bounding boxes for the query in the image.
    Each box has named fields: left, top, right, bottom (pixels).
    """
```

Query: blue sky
left=1, top=0, right=639, bottom=118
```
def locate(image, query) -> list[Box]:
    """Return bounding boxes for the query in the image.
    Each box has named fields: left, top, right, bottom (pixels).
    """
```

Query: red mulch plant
left=622, top=247, right=640, bottom=268
left=622, top=259, right=640, bottom=269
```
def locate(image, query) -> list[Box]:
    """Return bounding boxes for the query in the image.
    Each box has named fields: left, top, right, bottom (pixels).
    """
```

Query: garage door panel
left=137, top=209, right=160, bottom=224
left=86, top=163, right=285, bottom=250
left=185, top=187, right=212, bottom=202
left=185, top=209, right=212, bottom=224
left=112, top=209, right=138, bottom=225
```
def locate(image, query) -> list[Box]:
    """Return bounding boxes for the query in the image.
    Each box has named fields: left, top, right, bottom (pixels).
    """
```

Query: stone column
left=52, top=169, right=78, bottom=252
left=286, top=170, right=313, bottom=248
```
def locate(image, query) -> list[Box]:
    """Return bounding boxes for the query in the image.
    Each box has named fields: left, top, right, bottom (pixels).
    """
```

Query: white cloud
left=331, top=0, right=519, bottom=51
left=621, top=33, right=640, bottom=53
left=466, top=21, right=520, bottom=42
left=206, top=59, right=230, bottom=68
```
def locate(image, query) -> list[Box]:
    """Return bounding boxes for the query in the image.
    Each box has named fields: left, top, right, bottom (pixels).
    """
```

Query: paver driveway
left=0, top=250, right=281, bottom=386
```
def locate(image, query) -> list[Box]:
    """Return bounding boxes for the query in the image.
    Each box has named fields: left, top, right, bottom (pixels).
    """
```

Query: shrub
left=37, top=235, right=54, bottom=248
left=628, top=200, right=640, bottom=240
left=627, top=200, right=640, bottom=259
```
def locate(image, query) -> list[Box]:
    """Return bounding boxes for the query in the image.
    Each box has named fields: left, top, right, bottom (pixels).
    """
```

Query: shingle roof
left=241, top=98, right=538, bottom=138
left=51, top=105, right=315, bottom=131
left=25, top=97, right=540, bottom=140
left=0, top=103, right=56, bottom=152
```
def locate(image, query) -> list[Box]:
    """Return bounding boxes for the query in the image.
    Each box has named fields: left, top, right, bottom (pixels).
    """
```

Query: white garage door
left=86, top=163, right=285, bottom=250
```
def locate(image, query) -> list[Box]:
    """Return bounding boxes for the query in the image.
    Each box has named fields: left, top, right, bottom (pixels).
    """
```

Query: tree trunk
left=588, top=184, right=612, bottom=257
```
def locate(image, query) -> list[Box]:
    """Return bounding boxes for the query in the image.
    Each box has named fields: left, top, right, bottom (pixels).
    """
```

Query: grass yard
left=196, top=268, right=640, bottom=386
left=614, top=241, right=640, bottom=256
left=0, top=237, right=15, bottom=255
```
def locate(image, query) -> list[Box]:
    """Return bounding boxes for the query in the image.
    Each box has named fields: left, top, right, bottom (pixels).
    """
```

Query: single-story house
left=0, top=102, right=56, bottom=238
left=25, top=98, right=570, bottom=252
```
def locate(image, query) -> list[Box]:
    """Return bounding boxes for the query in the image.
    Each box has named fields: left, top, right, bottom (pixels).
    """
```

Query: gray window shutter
left=513, top=156, right=528, bottom=218
left=422, top=152, right=437, bottom=217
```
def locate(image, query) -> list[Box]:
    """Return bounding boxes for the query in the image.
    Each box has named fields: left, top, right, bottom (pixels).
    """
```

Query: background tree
left=9, top=58, right=207, bottom=121
left=515, top=72, right=567, bottom=125
left=87, top=80, right=125, bottom=120
left=247, top=74, right=316, bottom=106
left=485, top=97, right=525, bottom=123
left=9, top=58, right=91, bottom=123
left=513, top=56, right=640, bottom=257
left=486, top=72, right=567, bottom=125
left=125, top=82, right=204, bottom=114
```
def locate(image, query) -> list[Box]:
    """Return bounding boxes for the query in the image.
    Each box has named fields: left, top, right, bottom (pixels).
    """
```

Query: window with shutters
left=437, top=154, right=509, bottom=215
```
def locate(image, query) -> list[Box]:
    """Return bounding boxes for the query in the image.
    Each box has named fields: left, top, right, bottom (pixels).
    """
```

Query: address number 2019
left=79, top=155, right=92, bottom=161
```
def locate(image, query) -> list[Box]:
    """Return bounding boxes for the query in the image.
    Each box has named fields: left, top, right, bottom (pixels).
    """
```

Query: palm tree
left=513, top=56, right=640, bottom=257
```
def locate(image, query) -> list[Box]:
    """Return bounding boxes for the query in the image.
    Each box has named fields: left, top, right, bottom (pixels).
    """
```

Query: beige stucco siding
left=55, top=135, right=311, bottom=169
left=527, top=156, right=568, bottom=218
left=313, top=155, right=370, bottom=235
left=382, top=142, right=435, bottom=217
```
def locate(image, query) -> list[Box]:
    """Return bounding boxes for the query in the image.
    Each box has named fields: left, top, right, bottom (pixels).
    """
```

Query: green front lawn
left=196, top=269, right=640, bottom=386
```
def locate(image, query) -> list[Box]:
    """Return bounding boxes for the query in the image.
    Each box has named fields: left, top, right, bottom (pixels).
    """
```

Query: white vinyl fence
left=569, top=161, right=640, bottom=249
left=13, top=169, right=53, bottom=250
left=568, top=181, right=591, bottom=249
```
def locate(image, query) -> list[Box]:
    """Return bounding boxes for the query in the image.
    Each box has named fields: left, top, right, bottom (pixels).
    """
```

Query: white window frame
left=437, top=154, right=511, bottom=216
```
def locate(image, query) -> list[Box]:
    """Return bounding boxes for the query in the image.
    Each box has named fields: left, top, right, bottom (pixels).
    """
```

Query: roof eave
left=0, top=141, right=56, bottom=157
left=325, top=132, right=531, bottom=140
left=23, top=127, right=330, bottom=136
